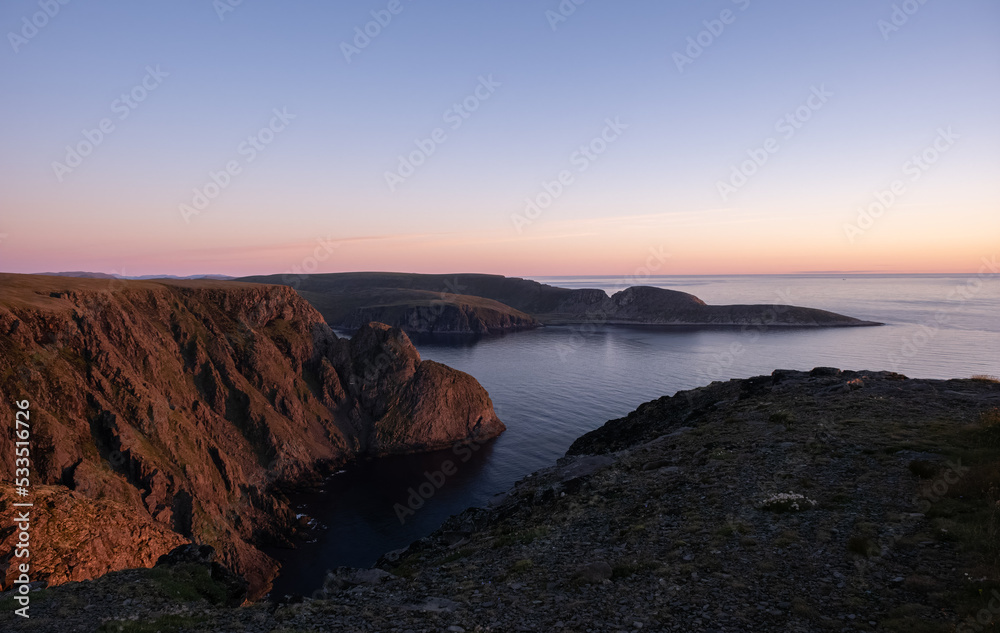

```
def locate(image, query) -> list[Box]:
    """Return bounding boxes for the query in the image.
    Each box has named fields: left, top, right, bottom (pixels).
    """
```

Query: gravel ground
left=4, top=368, right=999, bottom=633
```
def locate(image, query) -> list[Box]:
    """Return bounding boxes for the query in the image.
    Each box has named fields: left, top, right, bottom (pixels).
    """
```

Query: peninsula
left=238, top=272, right=883, bottom=334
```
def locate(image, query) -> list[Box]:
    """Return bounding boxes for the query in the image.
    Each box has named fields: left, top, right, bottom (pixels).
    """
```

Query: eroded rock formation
left=0, top=274, right=504, bottom=598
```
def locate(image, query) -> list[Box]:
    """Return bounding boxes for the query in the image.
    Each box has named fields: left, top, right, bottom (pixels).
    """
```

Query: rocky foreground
left=0, top=274, right=504, bottom=599
left=4, top=368, right=999, bottom=632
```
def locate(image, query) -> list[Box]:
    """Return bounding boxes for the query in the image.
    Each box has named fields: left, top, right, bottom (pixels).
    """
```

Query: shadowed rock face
left=0, top=274, right=504, bottom=598
left=607, top=286, right=706, bottom=319
left=339, top=322, right=505, bottom=454
left=305, top=288, right=540, bottom=335
left=238, top=273, right=882, bottom=332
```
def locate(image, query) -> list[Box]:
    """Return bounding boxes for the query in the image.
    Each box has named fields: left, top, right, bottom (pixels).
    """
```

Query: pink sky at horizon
left=2, top=209, right=996, bottom=278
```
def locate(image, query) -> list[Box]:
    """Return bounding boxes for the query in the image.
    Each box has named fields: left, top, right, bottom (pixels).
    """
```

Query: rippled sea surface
left=269, top=274, right=999, bottom=596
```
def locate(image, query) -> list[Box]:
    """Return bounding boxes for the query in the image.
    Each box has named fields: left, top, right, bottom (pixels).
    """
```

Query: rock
left=207, top=562, right=250, bottom=607
left=402, top=597, right=460, bottom=612
left=156, top=544, right=216, bottom=567
left=556, top=455, right=615, bottom=481
left=0, top=275, right=505, bottom=600
left=378, top=547, right=409, bottom=565
left=822, top=383, right=850, bottom=395
left=642, top=459, right=671, bottom=471
left=155, top=544, right=248, bottom=607
left=0, top=485, right=187, bottom=591
left=324, top=567, right=393, bottom=590
left=5, top=366, right=998, bottom=632
left=574, top=561, right=613, bottom=583
left=810, top=367, right=842, bottom=377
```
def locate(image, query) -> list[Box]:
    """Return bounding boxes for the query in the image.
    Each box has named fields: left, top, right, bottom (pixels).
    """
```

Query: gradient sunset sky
left=1, top=0, right=997, bottom=277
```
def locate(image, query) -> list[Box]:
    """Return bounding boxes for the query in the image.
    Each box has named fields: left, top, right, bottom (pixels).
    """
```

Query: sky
left=0, top=0, right=997, bottom=277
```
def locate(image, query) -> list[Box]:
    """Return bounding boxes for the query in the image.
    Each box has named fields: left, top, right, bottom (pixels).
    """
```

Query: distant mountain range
left=35, top=271, right=235, bottom=280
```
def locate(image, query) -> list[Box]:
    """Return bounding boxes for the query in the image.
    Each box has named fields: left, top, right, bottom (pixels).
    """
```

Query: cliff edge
left=10, top=369, right=997, bottom=631
left=0, top=274, right=504, bottom=599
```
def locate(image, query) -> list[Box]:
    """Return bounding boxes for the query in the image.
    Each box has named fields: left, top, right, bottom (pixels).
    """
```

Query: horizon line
left=7, top=269, right=992, bottom=280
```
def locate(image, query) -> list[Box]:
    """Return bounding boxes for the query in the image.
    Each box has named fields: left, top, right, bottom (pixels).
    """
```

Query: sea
left=267, top=273, right=1000, bottom=596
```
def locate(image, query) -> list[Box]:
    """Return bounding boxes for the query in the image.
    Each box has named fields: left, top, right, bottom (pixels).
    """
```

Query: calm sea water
left=268, top=274, right=999, bottom=596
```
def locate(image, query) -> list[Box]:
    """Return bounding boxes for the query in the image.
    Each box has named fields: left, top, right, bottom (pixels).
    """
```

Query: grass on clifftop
left=900, top=404, right=1000, bottom=628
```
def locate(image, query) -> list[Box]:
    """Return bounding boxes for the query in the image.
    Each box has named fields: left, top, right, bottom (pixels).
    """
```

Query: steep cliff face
left=0, top=484, right=189, bottom=587
left=0, top=274, right=504, bottom=598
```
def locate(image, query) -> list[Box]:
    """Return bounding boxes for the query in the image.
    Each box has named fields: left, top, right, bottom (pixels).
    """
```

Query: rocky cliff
left=8, top=370, right=998, bottom=632
left=0, top=274, right=504, bottom=599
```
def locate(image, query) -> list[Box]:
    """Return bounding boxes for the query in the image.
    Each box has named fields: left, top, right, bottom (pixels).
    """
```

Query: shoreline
left=7, top=368, right=998, bottom=631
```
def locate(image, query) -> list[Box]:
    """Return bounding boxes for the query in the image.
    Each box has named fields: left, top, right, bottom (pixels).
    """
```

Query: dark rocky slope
left=298, top=286, right=539, bottom=335
left=0, top=274, right=504, bottom=599
left=7, top=369, right=999, bottom=632
left=238, top=272, right=881, bottom=333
